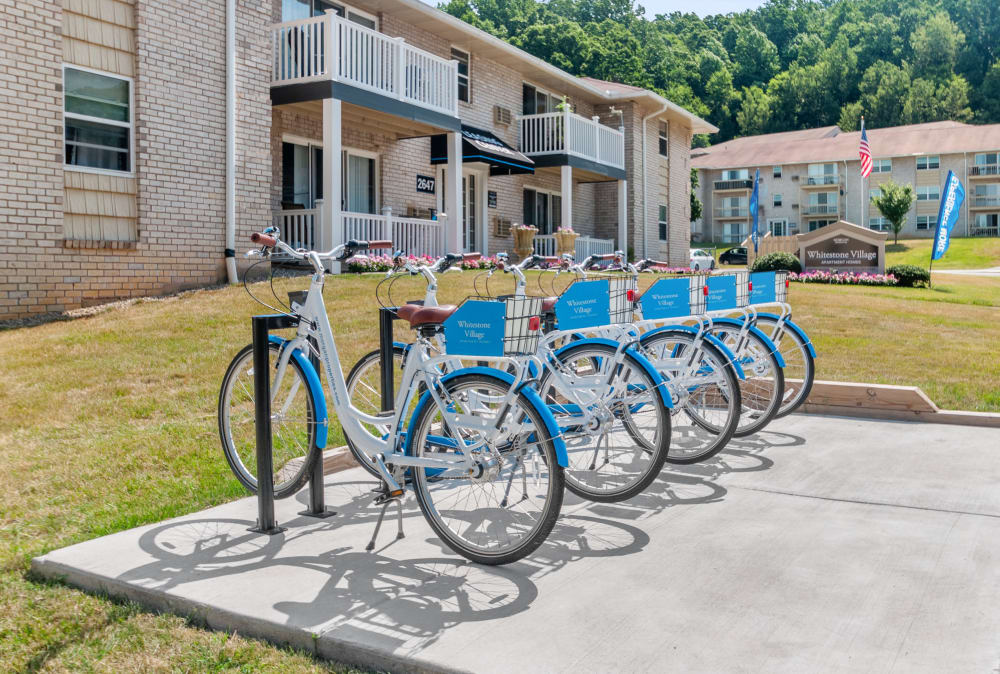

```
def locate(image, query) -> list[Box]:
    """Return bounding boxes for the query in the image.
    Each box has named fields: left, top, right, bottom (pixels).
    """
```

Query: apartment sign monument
left=798, top=220, right=886, bottom=274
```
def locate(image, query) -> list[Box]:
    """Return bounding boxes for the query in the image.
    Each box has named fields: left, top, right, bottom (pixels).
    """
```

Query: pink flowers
left=789, top=271, right=898, bottom=286
left=345, top=254, right=435, bottom=273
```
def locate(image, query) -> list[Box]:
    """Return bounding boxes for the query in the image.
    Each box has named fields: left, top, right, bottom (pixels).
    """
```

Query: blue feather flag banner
left=749, top=169, right=760, bottom=254
left=932, top=170, right=965, bottom=261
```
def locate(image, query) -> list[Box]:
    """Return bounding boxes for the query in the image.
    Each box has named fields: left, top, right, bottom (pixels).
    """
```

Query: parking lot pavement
left=32, top=415, right=1000, bottom=673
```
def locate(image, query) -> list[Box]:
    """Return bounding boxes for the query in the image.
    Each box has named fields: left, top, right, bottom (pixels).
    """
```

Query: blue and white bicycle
left=218, top=230, right=566, bottom=565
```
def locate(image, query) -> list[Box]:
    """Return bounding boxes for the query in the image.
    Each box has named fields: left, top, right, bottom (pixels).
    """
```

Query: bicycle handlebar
left=250, top=232, right=277, bottom=247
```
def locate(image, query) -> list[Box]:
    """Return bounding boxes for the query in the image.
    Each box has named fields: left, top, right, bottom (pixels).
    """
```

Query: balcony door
left=523, top=187, right=561, bottom=235
left=281, top=140, right=378, bottom=214
left=281, top=0, right=376, bottom=27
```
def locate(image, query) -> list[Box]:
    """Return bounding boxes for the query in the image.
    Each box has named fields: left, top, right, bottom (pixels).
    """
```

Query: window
left=768, top=219, right=787, bottom=236
left=658, top=121, right=668, bottom=156
left=63, top=67, right=131, bottom=173
left=522, top=187, right=560, bottom=234
left=522, top=83, right=560, bottom=116
left=916, top=215, right=936, bottom=230
left=716, top=196, right=747, bottom=217
left=974, top=152, right=998, bottom=165
left=916, top=155, right=939, bottom=170
left=452, top=48, right=470, bottom=103
left=808, top=220, right=833, bottom=232
left=721, top=169, right=749, bottom=181
left=658, top=205, right=667, bottom=240
left=806, top=163, right=838, bottom=185
left=916, top=185, right=940, bottom=201
left=871, top=158, right=892, bottom=173
left=772, top=194, right=782, bottom=207
left=869, top=188, right=882, bottom=200
left=869, top=217, right=890, bottom=232
left=773, top=166, right=782, bottom=178
left=282, top=0, right=376, bottom=27
left=281, top=140, right=377, bottom=213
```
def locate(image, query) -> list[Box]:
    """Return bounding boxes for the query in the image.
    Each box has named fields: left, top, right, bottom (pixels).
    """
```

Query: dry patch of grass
left=1, top=268, right=998, bottom=669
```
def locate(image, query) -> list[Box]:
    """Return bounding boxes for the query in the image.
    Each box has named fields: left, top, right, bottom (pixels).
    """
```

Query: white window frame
left=281, top=134, right=379, bottom=212
left=916, top=215, right=936, bottom=230
left=974, top=152, right=998, bottom=166
left=284, top=1, right=377, bottom=27
left=868, top=217, right=890, bottom=232
left=916, top=155, right=939, bottom=170
left=768, top=218, right=788, bottom=236
left=772, top=193, right=782, bottom=207
left=721, top=168, right=749, bottom=181
left=522, top=81, right=564, bottom=116
left=451, top=46, right=471, bottom=104
left=871, top=158, right=892, bottom=173
left=916, top=185, right=940, bottom=201
left=62, top=64, right=134, bottom=177
left=658, top=204, right=667, bottom=241
left=658, top=121, right=668, bottom=157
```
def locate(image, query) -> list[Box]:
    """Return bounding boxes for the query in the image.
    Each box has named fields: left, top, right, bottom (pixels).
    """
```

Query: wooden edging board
left=800, top=380, right=1000, bottom=428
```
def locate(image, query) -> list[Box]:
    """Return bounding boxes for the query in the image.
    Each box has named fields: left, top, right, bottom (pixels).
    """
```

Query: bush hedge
left=886, top=264, right=931, bottom=287
left=750, top=252, right=802, bottom=273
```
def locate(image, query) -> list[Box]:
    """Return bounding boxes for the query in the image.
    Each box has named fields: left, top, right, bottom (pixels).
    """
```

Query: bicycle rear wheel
left=218, top=342, right=319, bottom=499
left=709, top=328, right=784, bottom=437
left=753, top=316, right=815, bottom=418
left=407, top=372, right=564, bottom=565
left=345, top=345, right=407, bottom=478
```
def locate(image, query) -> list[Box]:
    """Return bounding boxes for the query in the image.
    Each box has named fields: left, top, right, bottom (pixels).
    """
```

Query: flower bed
left=345, top=254, right=435, bottom=273
left=788, top=271, right=898, bottom=286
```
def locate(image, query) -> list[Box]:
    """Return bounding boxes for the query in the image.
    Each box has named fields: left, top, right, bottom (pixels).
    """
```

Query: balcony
left=518, top=110, right=625, bottom=174
left=971, top=195, right=1000, bottom=209
left=270, top=13, right=458, bottom=118
left=803, top=174, right=842, bottom=187
left=970, top=164, right=1000, bottom=179
left=803, top=203, right=839, bottom=216
left=713, top=179, right=753, bottom=191
left=714, top=207, right=749, bottom=218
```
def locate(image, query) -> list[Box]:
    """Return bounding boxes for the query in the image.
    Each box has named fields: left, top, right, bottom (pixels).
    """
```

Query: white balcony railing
left=531, top=233, right=615, bottom=259
left=271, top=13, right=459, bottom=118
left=533, top=234, right=556, bottom=256
left=274, top=208, right=445, bottom=260
left=519, top=110, right=625, bottom=171
left=803, top=203, right=839, bottom=215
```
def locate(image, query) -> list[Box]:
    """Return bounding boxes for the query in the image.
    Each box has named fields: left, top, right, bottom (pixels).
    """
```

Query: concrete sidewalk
left=32, top=415, right=1000, bottom=673
left=934, top=266, right=1000, bottom=276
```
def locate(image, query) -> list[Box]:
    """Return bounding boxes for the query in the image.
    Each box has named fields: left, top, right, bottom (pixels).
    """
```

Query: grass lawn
left=1, top=269, right=998, bottom=670
left=886, top=237, right=1000, bottom=269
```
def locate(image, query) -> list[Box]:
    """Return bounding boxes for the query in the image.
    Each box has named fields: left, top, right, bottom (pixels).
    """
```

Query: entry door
left=462, top=172, right=477, bottom=252
left=768, top=219, right=788, bottom=236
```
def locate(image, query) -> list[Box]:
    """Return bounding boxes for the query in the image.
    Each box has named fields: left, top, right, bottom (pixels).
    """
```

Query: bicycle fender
left=404, top=367, right=568, bottom=468
left=751, top=313, right=817, bottom=358
left=552, top=337, right=673, bottom=408
left=639, top=325, right=746, bottom=381
left=709, top=318, right=787, bottom=368
left=268, top=335, right=328, bottom=449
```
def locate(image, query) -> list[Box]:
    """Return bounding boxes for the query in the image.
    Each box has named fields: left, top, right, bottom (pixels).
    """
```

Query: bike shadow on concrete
left=106, top=428, right=803, bottom=655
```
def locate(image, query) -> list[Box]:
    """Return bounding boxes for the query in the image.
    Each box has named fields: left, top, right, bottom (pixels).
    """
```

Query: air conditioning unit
left=494, top=105, right=512, bottom=125
left=791, top=175, right=800, bottom=181
left=791, top=204, right=799, bottom=209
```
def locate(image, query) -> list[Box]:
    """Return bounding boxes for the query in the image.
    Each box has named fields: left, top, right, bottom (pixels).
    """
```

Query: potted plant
left=512, top=223, right=538, bottom=260
left=554, top=225, right=578, bottom=256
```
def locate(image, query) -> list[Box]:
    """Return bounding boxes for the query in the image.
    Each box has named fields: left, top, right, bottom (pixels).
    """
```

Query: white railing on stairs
left=271, top=13, right=458, bottom=118
left=532, top=235, right=556, bottom=256
left=575, top=235, right=615, bottom=260
left=274, top=208, right=444, bottom=261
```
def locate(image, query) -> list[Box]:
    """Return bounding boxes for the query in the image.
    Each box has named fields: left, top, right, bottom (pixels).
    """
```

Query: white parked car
left=689, top=248, right=716, bottom=271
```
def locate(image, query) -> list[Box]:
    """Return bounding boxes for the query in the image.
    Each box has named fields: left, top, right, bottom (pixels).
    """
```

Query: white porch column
left=444, top=131, right=463, bottom=253
left=617, top=179, right=628, bottom=257
left=560, top=164, right=573, bottom=232
left=321, top=98, right=343, bottom=272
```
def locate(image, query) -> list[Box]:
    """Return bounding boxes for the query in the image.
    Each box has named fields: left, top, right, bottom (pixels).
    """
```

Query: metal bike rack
left=379, top=307, right=397, bottom=412
left=249, top=313, right=334, bottom=536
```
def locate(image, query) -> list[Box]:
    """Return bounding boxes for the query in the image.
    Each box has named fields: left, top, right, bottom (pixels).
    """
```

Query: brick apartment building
left=0, top=0, right=714, bottom=319
left=692, top=121, right=1000, bottom=243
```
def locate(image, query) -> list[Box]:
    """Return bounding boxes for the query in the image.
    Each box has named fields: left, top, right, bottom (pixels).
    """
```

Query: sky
left=638, top=0, right=766, bottom=18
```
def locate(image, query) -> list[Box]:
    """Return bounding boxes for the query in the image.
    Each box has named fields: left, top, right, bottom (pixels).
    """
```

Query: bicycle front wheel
left=407, top=372, right=564, bottom=565
left=710, top=328, right=784, bottom=437
left=345, top=345, right=407, bottom=478
left=218, top=342, right=320, bottom=499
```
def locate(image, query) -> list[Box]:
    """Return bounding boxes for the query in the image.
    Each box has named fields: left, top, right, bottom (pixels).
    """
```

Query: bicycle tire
left=709, top=327, right=785, bottom=437
left=753, top=316, right=815, bottom=418
left=344, top=345, right=407, bottom=478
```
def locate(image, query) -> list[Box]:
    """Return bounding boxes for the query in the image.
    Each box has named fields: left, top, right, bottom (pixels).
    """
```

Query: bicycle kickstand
left=366, top=484, right=405, bottom=552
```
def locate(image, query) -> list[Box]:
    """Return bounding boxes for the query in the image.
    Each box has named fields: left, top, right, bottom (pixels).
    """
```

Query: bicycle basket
left=608, top=274, right=638, bottom=323
left=749, top=271, right=788, bottom=305
left=442, top=296, right=542, bottom=358
left=705, top=271, right=749, bottom=311
left=638, top=274, right=707, bottom=319
left=552, top=279, right=612, bottom=330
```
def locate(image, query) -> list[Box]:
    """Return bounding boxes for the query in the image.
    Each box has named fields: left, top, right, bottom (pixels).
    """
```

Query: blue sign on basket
left=706, top=275, right=737, bottom=311
left=442, top=300, right=506, bottom=357
left=554, top=280, right=610, bottom=330
left=640, top=277, right=691, bottom=319
left=749, top=272, right=777, bottom=304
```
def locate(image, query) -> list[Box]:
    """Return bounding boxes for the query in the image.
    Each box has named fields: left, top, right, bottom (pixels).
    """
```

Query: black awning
left=430, top=125, right=534, bottom=176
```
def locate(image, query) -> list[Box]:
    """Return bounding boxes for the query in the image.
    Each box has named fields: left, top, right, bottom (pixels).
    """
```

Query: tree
left=978, top=60, right=1000, bottom=123
left=732, top=26, right=780, bottom=89
left=871, top=181, right=915, bottom=244
left=910, top=12, right=965, bottom=82
left=690, top=168, right=702, bottom=223
left=856, top=61, right=912, bottom=128
left=736, top=86, right=772, bottom=136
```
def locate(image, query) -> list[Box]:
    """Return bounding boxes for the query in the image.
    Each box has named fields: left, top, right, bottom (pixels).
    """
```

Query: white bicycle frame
left=259, top=241, right=532, bottom=492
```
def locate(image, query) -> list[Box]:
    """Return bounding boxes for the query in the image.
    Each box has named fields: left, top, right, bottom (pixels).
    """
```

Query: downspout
left=640, top=101, right=669, bottom=260
left=224, top=0, right=238, bottom=283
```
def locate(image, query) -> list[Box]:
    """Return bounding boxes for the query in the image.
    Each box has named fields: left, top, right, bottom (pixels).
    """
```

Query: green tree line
left=440, top=0, right=1000, bottom=144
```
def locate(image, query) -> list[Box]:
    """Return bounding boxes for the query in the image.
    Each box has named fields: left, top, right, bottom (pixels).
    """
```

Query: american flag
left=859, top=117, right=872, bottom=178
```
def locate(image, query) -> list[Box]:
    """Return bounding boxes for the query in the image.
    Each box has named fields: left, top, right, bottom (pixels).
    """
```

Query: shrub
left=886, top=264, right=931, bottom=288
left=750, top=252, right=802, bottom=273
